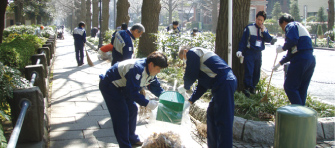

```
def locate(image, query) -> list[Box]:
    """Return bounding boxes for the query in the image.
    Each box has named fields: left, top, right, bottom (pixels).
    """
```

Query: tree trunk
left=138, top=0, right=161, bottom=57
left=329, top=0, right=334, bottom=40
left=168, top=0, right=172, bottom=24
left=81, top=0, right=87, bottom=23
left=211, top=0, right=218, bottom=33
left=86, top=0, right=92, bottom=36
left=0, top=0, right=8, bottom=44
left=102, top=0, right=110, bottom=38
left=75, top=0, right=81, bottom=24
left=92, top=0, right=99, bottom=28
left=215, top=0, right=250, bottom=91
left=116, top=0, right=130, bottom=28
left=14, top=1, right=23, bottom=25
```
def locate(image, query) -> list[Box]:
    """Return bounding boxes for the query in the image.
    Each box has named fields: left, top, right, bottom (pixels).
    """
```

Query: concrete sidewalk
left=48, top=32, right=334, bottom=148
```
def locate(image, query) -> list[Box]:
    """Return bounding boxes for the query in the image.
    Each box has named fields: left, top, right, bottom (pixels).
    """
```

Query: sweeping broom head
left=85, top=50, right=94, bottom=66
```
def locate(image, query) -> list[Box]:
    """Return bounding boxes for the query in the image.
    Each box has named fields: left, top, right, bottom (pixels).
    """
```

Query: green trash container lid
left=159, top=91, right=185, bottom=102
left=277, top=104, right=317, bottom=117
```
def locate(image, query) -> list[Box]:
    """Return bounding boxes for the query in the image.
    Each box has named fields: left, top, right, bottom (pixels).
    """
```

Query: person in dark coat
left=73, top=21, right=86, bottom=66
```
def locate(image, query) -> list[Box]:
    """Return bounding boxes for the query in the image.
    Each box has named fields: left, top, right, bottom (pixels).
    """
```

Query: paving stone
left=50, top=101, right=76, bottom=107
left=83, top=128, right=115, bottom=138
left=50, top=116, right=76, bottom=125
left=243, top=120, right=275, bottom=144
left=88, top=110, right=110, bottom=116
left=233, top=116, right=247, bottom=140
left=50, top=130, right=84, bottom=141
left=75, top=102, right=103, bottom=111
left=98, top=118, right=113, bottom=129
left=96, top=136, right=119, bottom=147
left=50, top=137, right=99, bottom=148
left=50, top=121, right=100, bottom=131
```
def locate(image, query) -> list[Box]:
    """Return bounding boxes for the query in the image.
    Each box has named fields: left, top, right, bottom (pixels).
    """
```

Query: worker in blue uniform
left=236, top=11, right=273, bottom=97
left=272, top=13, right=315, bottom=105
left=177, top=46, right=237, bottom=148
left=111, top=23, right=145, bottom=66
left=73, top=21, right=86, bottom=66
left=166, top=21, right=180, bottom=35
left=99, top=51, right=168, bottom=148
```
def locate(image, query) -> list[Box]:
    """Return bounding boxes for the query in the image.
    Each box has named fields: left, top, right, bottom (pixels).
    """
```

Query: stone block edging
left=189, top=100, right=335, bottom=144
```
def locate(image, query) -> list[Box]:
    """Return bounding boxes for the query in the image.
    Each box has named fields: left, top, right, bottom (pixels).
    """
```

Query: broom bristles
left=85, top=47, right=94, bottom=66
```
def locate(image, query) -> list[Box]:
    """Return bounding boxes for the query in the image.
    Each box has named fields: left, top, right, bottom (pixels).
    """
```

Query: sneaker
left=250, top=87, right=256, bottom=94
left=132, top=141, right=143, bottom=147
left=243, top=89, right=250, bottom=98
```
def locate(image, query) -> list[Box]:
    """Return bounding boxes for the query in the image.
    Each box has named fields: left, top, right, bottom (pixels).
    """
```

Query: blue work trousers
left=243, top=49, right=262, bottom=89
left=284, top=50, right=315, bottom=105
left=99, top=80, right=140, bottom=148
left=75, top=42, right=84, bottom=65
left=207, top=75, right=237, bottom=148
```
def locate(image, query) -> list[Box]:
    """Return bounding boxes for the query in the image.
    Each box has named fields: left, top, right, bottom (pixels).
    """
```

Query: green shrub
left=0, top=62, right=29, bottom=119
left=103, top=29, right=115, bottom=43
left=3, top=25, right=54, bottom=39
left=0, top=34, right=44, bottom=70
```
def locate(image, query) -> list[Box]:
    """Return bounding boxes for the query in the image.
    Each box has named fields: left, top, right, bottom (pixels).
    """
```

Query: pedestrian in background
left=178, top=46, right=237, bottom=148
left=91, top=27, right=98, bottom=37
left=73, top=21, right=86, bottom=66
left=111, top=23, right=145, bottom=65
left=236, top=11, right=273, bottom=97
left=273, top=13, right=315, bottom=105
left=166, top=21, right=180, bottom=35
left=34, top=25, right=44, bottom=37
left=99, top=51, right=168, bottom=148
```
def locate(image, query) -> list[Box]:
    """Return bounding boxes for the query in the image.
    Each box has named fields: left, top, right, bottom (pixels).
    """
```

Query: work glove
left=272, top=63, right=281, bottom=71
left=177, top=85, right=187, bottom=94
left=184, top=100, right=192, bottom=109
left=236, top=51, right=242, bottom=58
left=276, top=45, right=284, bottom=53
left=146, top=100, right=158, bottom=110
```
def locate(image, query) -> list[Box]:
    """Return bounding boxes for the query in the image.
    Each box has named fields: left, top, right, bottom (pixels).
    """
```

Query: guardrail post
left=25, top=65, right=47, bottom=98
left=42, top=44, right=53, bottom=58
left=31, top=54, right=48, bottom=78
left=11, top=87, right=44, bottom=142
left=38, top=47, right=51, bottom=66
left=45, top=41, right=54, bottom=54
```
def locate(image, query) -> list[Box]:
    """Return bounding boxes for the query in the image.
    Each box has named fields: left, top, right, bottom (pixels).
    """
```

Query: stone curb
left=189, top=100, right=335, bottom=144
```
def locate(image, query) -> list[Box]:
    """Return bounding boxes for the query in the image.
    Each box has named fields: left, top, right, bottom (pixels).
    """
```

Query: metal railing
left=8, top=51, right=45, bottom=147
left=7, top=100, right=31, bottom=148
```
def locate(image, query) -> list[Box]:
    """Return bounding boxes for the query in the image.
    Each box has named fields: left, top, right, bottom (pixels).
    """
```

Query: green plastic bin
left=156, top=91, right=185, bottom=124
left=274, top=105, right=317, bottom=148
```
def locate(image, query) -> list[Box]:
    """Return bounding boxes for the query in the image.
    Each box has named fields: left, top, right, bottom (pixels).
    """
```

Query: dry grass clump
left=196, top=123, right=207, bottom=138
left=142, top=131, right=183, bottom=148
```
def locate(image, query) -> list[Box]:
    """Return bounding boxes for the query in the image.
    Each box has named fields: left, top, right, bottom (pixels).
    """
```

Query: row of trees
left=271, top=0, right=334, bottom=32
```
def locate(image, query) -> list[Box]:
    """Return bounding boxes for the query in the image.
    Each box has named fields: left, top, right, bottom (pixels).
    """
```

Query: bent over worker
left=178, top=46, right=237, bottom=148
left=99, top=51, right=168, bottom=148
left=111, top=23, right=145, bottom=65
left=273, top=13, right=315, bottom=105
left=236, top=11, right=273, bottom=97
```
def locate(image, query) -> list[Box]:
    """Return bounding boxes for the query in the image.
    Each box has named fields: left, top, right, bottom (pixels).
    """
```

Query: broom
left=260, top=53, right=278, bottom=103
left=85, top=45, right=94, bottom=66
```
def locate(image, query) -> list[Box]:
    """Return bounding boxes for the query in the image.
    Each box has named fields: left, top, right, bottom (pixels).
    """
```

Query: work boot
left=132, top=141, right=143, bottom=147
left=243, top=89, right=250, bottom=98
left=249, top=87, right=256, bottom=94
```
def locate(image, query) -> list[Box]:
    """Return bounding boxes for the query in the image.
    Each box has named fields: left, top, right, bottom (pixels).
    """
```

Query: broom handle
left=265, top=53, right=278, bottom=95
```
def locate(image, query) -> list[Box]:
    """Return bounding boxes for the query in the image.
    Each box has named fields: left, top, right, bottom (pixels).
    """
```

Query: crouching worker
left=99, top=51, right=168, bottom=148
left=177, top=46, right=237, bottom=148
